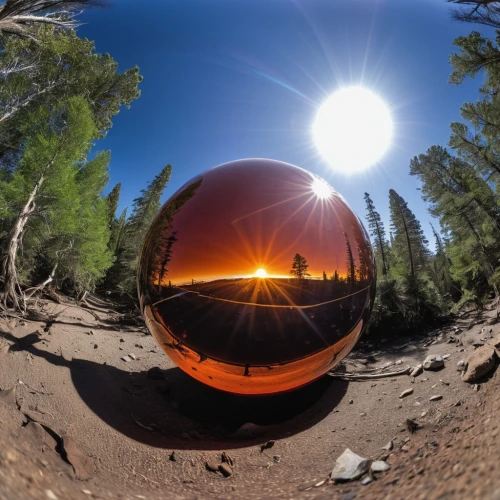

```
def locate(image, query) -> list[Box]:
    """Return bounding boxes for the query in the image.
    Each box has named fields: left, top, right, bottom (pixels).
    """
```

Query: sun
left=255, top=268, right=267, bottom=278
left=313, top=87, right=392, bottom=172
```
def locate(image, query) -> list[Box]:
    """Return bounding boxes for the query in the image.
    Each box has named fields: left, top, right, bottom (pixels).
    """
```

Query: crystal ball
left=138, top=159, right=375, bottom=395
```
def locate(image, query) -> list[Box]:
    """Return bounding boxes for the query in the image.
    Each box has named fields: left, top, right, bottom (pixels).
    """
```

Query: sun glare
left=311, top=177, right=333, bottom=200
left=313, top=87, right=392, bottom=173
left=255, top=268, right=267, bottom=278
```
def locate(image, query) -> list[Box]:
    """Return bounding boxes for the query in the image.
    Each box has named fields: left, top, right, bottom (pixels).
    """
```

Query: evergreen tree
left=345, top=235, right=356, bottom=289
left=109, top=165, right=172, bottom=294
left=364, top=192, right=389, bottom=275
left=106, top=183, right=121, bottom=227
left=290, top=253, right=309, bottom=280
left=0, top=96, right=96, bottom=307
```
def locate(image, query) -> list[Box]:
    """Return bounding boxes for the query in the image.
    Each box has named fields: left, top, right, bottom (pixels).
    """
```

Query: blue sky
left=78, top=0, right=488, bottom=247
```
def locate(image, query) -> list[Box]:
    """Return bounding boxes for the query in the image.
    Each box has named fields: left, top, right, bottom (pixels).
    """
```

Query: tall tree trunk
left=2, top=173, right=44, bottom=308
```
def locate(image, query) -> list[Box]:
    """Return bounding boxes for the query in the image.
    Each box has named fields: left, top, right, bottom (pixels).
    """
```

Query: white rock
left=399, top=388, right=414, bottom=399
left=361, top=476, right=373, bottom=485
left=381, top=440, right=393, bottom=451
left=371, top=460, right=391, bottom=473
left=330, top=448, right=370, bottom=482
left=457, top=360, right=466, bottom=371
left=410, top=364, right=423, bottom=377
left=430, top=395, right=443, bottom=401
left=423, top=355, right=444, bottom=371
left=129, top=353, right=137, bottom=360
left=121, top=355, right=131, bottom=362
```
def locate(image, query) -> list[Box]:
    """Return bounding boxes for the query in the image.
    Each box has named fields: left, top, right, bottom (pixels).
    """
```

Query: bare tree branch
left=449, top=0, right=500, bottom=28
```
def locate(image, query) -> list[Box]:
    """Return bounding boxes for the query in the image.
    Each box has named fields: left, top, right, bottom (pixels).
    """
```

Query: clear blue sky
left=78, top=0, right=488, bottom=247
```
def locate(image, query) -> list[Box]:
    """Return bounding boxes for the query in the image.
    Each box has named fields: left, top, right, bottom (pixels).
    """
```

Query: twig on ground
left=327, top=366, right=411, bottom=380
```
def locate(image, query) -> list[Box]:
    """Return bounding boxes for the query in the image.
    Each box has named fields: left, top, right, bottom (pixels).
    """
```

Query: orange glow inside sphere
left=138, top=159, right=375, bottom=395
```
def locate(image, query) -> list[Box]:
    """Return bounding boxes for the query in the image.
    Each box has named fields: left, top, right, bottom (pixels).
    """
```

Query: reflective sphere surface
left=138, top=159, right=375, bottom=395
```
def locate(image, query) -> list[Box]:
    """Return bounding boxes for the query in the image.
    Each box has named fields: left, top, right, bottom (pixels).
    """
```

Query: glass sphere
left=138, top=159, right=375, bottom=395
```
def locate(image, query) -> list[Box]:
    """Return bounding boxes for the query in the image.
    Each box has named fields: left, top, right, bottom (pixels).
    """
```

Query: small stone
left=121, top=355, right=131, bottom=362
left=81, top=491, right=92, bottom=496
left=93, top=344, right=98, bottom=349
left=421, top=411, right=427, bottom=417
left=314, top=479, right=326, bottom=487
left=219, top=463, right=232, bottom=477
left=129, top=353, right=137, bottom=360
left=381, top=441, right=393, bottom=451
left=135, top=344, right=144, bottom=349
left=260, top=441, right=275, bottom=453
left=45, top=491, right=58, bottom=500
left=410, top=364, right=423, bottom=378
left=361, top=476, right=373, bottom=485
left=399, top=388, right=414, bottom=399
left=120, top=338, right=125, bottom=343
left=474, top=384, right=481, bottom=392
left=169, top=451, right=176, bottom=462
left=273, top=455, right=281, bottom=462
left=440, top=380, right=450, bottom=386
left=371, top=460, right=390, bottom=473
left=457, top=360, right=466, bottom=371
left=401, top=444, right=411, bottom=451
left=430, top=395, right=443, bottom=401
left=330, top=448, right=370, bottom=482
left=349, top=399, right=354, bottom=404
left=423, top=355, right=444, bottom=371
left=205, top=461, right=219, bottom=473
left=88, top=330, right=94, bottom=335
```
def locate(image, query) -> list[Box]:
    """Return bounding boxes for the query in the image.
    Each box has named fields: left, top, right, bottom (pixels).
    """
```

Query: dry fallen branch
left=327, top=366, right=411, bottom=381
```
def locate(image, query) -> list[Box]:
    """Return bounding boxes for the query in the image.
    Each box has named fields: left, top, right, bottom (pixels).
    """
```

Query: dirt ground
left=0, top=298, right=500, bottom=499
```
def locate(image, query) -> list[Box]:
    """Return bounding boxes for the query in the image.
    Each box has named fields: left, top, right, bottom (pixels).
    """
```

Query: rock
left=330, top=448, right=370, bottom=482
left=423, top=355, right=444, bottom=371
left=421, top=411, right=427, bottom=417
left=349, top=399, right=354, bottom=404
left=221, top=452, right=235, bottom=466
left=0, top=388, right=16, bottom=408
left=260, top=441, right=275, bottom=453
left=457, top=360, right=466, bottom=372
left=462, top=345, right=497, bottom=383
left=45, top=490, right=58, bottom=500
left=430, top=395, right=443, bottom=401
left=119, top=338, right=125, bottom=343
left=381, top=441, right=393, bottom=451
left=474, top=384, right=481, bottom=392
left=93, top=344, right=98, bottom=349
left=219, top=463, right=232, bottom=477
left=410, top=364, right=423, bottom=378
left=147, top=367, right=165, bottom=380
left=169, top=451, right=176, bottom=462
left=273, top=455, right=281, bottom=462
left=128, top=353, right=137, bottom=360
left=205, top=461, right=219, bottom=473
left=401, top=444, right=411, bottom=451
left=361, top=476, right=373, bottom=485
left=121, top=355, right=131, bottom=362
left=62, top=435, right=94, bottom=480
left=399, top=388, right=414, bottom=399
left=371, top=460, right=390, bottom=473
left=314, top=479, right=326, bottom=487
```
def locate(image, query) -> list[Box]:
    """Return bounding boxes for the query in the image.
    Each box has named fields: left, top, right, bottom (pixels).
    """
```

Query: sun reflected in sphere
left=255, top=268, right=267, bottom=278
left=311, top=177, right=333, bottom=200
left=138, top=159, right=375, bottom=395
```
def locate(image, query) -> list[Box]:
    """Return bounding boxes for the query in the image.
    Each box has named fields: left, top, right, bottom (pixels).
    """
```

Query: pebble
left=121, top=355, right=131, bottom=362
left=421, top=411, right=427, bottom=417
left=381, top=441, right=393, bottom=451
left=219, top=463, right=233, bottom=477
left=457, top=360, right=466, bottom=371
left=430, top=395, right=443, bottom=401
left=349, top=399, right=354, bottom=404
left=474, top=384, right=481, bottom=392
left=410, top=364, right=423, bottom=377
left=423, top=355, right=445, bottom=371
left=371, top=460, right=391, bottom=473
left=45, top=491, right=58, bottom=500
left=314, top=480, right=326, bottom=487
left=81, top=491, right=92, bottom=496
left=361, top=476, right=373, bottom=485
left=205, top=461, right=219, bottom=473
left=399, top=388, right=414, bottom=399
left=129, top=353, right=137, bottom=360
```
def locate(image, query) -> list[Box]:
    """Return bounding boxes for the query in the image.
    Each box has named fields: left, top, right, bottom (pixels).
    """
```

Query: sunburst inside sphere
left=138, top=159, right=375, bottom=395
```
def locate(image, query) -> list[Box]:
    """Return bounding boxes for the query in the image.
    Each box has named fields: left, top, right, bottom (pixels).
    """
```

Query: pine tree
left=364, top=192, right=388, bottom=275
left=290, top=253, right=309, bottom=280
left=0, top=97, right=95, bottom=308
left=345, top=234, right=356, bottom=289
left=106, top=183, right=121, bottom=227
left=109, top=165, right=172, bottom=294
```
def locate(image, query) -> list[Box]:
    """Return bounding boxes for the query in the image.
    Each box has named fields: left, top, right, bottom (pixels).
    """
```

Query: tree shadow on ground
left=3, top=330, right=348, bottom=450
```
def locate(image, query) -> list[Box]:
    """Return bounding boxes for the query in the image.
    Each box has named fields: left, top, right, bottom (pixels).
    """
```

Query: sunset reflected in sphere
left=138, top=159, right=375, bottom=395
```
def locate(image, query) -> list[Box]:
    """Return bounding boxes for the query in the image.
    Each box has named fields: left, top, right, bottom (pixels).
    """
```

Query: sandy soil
left=0, top=298, right=499, bottom=500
